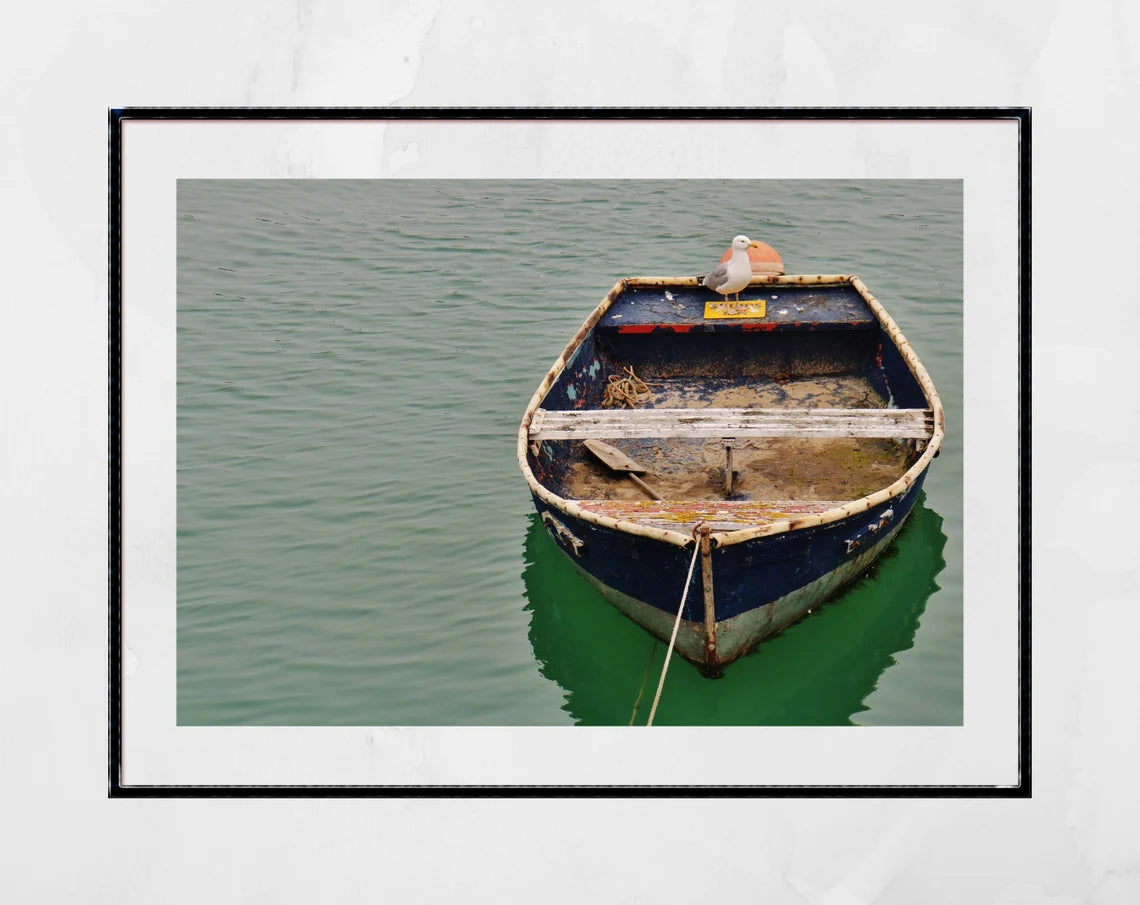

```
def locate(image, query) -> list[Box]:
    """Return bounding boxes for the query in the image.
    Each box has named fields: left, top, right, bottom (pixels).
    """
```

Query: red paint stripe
left=741, top=322, right=779, bottom=332
left=616, top=324, right=695, bottom=334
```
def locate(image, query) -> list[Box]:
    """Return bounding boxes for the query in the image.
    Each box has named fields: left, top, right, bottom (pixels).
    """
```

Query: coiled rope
left=645, top=523, right=705, bottom=726
left=602, top=365, right=652, bottom=409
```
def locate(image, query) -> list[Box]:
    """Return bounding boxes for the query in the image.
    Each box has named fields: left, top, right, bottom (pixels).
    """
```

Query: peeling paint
left=517, top=271, right=943, bottom=565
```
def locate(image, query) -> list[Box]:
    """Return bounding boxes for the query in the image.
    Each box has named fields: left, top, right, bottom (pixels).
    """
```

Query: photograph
left=174, top=177, right=964, bottom=730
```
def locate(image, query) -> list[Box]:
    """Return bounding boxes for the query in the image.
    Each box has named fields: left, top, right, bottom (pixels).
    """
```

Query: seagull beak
left=748, top=241, right=761, bottom=248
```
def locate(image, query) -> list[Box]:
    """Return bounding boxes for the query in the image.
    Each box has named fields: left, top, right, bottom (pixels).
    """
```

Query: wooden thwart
left=530, top=406, right=933, bottom=441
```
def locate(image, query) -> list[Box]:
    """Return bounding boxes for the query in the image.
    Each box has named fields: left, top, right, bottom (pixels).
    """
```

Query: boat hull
left=532, top=474, right=925, bottom=674
left=518, top=273, right=944, bottom=675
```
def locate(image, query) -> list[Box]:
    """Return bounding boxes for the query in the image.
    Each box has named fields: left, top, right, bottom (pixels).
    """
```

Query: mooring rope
left=628, top=638, right=659, bottom=726
left=646, top=525, right=705, bottom=726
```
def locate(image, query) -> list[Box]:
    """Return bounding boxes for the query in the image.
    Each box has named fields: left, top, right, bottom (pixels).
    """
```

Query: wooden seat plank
left=529, top=406, right=932, bottom=441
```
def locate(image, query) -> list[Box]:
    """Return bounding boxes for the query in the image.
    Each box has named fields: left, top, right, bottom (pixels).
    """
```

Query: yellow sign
left=703, top=300, right=767, bottom=319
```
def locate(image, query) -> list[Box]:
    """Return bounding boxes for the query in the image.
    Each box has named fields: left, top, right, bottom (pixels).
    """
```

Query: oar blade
left=583, top=439, right=647, bottom=474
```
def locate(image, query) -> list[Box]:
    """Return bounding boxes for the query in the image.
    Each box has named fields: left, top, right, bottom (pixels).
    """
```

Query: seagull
left=701, top=235, right=760, bottom=302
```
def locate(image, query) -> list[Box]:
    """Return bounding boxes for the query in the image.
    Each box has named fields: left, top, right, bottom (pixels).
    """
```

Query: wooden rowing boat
left=517, top=267, right=944, bottom=675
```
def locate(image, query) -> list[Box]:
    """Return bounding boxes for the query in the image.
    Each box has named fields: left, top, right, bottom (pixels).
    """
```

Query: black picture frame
left=109, top=106, right=1030, bottom=798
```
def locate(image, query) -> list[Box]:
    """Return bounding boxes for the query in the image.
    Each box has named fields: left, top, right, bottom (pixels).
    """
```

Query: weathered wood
left=583, top=438, right=647, bottom=473
left=699, top=527, right=717, bottom=669
left=531, top=407, right=933, bottom=441
left=583, top=439, right=663, bottom=501
left=576, top=498, right=850, bottom=532
left=723, top=438, right=735, bottom=496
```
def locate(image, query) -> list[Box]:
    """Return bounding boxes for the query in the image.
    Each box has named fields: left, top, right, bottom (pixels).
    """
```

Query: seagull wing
left=701, top=261, right=729, bottom=291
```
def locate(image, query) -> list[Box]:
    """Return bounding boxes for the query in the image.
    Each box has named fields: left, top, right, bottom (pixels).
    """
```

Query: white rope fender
left=646, top=524, right=705, bottom=726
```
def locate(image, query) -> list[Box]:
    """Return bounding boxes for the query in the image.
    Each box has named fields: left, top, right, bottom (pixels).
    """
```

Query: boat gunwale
left=517, top=274, right=946, bottom=549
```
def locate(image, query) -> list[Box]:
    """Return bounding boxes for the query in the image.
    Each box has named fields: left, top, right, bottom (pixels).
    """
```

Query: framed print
left=109, top=108, right=1028, bottom=794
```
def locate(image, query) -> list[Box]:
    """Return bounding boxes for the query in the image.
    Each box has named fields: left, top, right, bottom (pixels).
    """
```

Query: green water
left=177, top=179, right=962, bottom=726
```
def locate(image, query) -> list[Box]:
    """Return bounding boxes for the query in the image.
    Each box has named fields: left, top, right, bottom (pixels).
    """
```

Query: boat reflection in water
left=521, top=496, right=948, bottom=726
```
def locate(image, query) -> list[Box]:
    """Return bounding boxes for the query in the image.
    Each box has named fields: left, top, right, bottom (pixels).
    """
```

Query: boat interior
left=525, top=281, right=935, bottom=533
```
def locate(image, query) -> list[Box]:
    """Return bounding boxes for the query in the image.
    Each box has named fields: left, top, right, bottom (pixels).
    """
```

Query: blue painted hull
left=531, top=474, right=926, bottom=672
left=518, top=274, right=943, bottom=674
